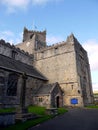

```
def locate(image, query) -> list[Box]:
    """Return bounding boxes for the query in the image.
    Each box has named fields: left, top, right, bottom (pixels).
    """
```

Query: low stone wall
left=0, top=112, right=15, bottom=126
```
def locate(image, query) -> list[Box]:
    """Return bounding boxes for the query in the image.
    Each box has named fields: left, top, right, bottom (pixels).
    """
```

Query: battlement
left=35, top=41, right=66, bottom=53
left=34, top=33, right=80, bottom=53
left=23, top=27, right=46, bottom=43
left=24, top=27, right=46, bottom=34
left=0, top=39, right=33, bottom=58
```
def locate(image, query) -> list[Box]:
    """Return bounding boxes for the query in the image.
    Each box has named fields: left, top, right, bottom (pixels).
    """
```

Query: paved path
left=29, top=108, right=98, bottom=130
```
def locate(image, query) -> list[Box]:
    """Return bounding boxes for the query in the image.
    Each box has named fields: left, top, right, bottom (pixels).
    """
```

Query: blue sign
left=71, top=98, right=78, bottom=104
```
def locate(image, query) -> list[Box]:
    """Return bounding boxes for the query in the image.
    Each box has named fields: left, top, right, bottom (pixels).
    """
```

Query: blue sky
left=0, top=0, right=98, bottom=91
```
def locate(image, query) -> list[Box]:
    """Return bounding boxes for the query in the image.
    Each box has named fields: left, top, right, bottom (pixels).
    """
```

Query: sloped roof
left=34, top=82, right=59, bottom=95
left=0, top=54, right=47, bottom=80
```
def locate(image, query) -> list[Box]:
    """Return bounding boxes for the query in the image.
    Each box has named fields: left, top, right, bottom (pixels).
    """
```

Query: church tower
left=33, top=33, right=93, bottom=107
left=16, top=27, right=46, bottom=54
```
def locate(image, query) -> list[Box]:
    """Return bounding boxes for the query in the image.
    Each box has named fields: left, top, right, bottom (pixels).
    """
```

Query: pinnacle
left=66, top=33, right=77, bottom=44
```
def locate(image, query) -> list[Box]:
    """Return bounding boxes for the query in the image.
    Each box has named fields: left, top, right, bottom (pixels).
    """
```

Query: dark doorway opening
left=56, top=96, right=59, bottom=108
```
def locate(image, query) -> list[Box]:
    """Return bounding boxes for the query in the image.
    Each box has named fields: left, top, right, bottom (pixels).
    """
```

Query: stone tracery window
left=7, top=73, right=18, bottom=96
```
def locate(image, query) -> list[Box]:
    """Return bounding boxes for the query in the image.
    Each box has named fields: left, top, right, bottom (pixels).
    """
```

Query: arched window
left=7, top=73, right=18, bottom=96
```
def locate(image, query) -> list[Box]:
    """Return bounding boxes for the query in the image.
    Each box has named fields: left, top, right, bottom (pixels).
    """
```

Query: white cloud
left=46, top=35, right=64, bottom=45
left=32, top=0, right=62, bottom=5
left=32, top=0, right=49, bottom=5
left=1, top=0, right=29, bottom=8
left=0, top=0, right=63, bottom=13
left=83, top=39, right=98, bottom=71
left=0, top=0, right=30, bottom=13
left=0, top=30, right=22, bottom=44
left=0, top=30, right=13, bottom=41
left=93, top=82, right=98, bottom=91
left=83, top=39, right=98, bottom=91
left=2, top=31, right=14, bottom=37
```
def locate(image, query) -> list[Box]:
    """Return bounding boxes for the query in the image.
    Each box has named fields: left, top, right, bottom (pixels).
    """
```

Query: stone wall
left=0, top=68, right=45, bottom=108
left=74, top=40, right=93, bottom=105
left=34, top=42, right=77, bottom=83
left=16, top=38, right=35, bottom=55
left=33, top=95, right=51, bottom=108
left=25, top=77, right=45, bottom=106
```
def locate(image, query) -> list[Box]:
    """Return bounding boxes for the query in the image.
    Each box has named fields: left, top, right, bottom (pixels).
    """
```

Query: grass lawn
left=0, top=108, right=15, bottom=113
left=28, top=106, right=46, bottom=115
left=86, top=105, right=98, bottom=109
left=1, top=106, right=67, bottom=130
left=58, top=107, right=68, bottom=114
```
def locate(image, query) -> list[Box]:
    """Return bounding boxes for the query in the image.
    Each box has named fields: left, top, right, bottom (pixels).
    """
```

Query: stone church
left=0, top=27, right=93, bottom=108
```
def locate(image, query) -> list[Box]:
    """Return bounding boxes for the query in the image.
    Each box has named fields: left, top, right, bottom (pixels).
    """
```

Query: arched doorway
left=56, top=96, right=60, bottom=108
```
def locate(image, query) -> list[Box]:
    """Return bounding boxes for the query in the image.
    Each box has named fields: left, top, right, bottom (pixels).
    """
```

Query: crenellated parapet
left=35, top=41, right=66, bottom=53
left=34, top=33, right=78, bottom=53
left=0, top=39, right=33, bottom=58
left=24, top=27, right=46, bottom=34
left=23, top=27, right=46, bottom=43
left=0, top=39, right=33, bottom=65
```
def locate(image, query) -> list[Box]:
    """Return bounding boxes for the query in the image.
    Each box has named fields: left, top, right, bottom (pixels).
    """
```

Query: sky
left=0, top=0, right=98, bottom=91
